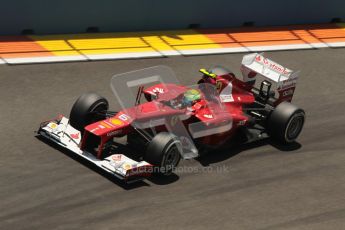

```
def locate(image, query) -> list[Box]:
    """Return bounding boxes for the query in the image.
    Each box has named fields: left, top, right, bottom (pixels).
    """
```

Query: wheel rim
left=286, top=115, right=304, bottom=141
left=162, top=145, right=180, bottom=174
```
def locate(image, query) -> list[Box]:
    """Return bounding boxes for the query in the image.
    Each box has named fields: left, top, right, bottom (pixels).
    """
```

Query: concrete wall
left=1, top=0, right=344, bottom=35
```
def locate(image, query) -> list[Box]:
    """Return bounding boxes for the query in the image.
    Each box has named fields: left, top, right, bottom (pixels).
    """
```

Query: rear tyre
left=145, top=132, right=181, bottom=176
left=69, top=92, right=109, bottom=132
left=267, top=102, right=305, bottom=144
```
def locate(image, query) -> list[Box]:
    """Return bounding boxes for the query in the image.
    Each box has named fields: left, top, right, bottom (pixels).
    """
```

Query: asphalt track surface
left=1, top=49, right=345, bottom=230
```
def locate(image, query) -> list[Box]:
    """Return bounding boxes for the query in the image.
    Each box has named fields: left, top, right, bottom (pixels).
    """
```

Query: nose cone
left=85, top=115, right=130, bottom=136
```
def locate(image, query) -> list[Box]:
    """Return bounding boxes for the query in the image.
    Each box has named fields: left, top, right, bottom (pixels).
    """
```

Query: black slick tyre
left=145, top=132, right=181, bottom=176
left=69, top=92, right=108, bottom=132
left=267, top=102, right=305, bottom=144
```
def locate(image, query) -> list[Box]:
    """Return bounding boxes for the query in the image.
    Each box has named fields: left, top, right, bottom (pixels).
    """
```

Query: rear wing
left=240, top=53, right=300, bottom=104
left=241, top=53, right=299, bottom=85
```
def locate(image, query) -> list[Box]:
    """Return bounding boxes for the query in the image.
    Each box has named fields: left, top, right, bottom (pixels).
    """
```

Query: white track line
left=326, top=42, right=345, bottom=47
left=5, top=55, right=87, bottom=64
left=159, top=50, right=181, bottom=56
left=3, top=42, right=345, bottom=64
left=179, top=47, right=249, bottom=55
left=246, top=44, right=313, bottom=52
left=86, top=51, right=162, bottom=60
left=308, top=43, right=330, bottom=48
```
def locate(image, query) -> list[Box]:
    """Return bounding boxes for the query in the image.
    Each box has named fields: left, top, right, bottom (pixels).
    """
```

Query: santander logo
left=256, top=55, right=290, bottom=75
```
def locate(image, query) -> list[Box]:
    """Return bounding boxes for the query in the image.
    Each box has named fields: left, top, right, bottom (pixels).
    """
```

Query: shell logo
left=49, top=123, right=58, bottom=129
left=110, top=118, right=124, bottom=126
left=122, top=163, right=132, bottom=170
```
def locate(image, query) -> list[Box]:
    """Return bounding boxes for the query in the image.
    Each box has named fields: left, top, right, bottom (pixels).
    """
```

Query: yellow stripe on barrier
left=69, top=36, right=148, bottom=50
left=160, top=30, right=219, bottom=47
left=80, top=47, right=156, bottom=55
left=142, top=36, right=175, bottom=51
left=174, top=44, right=221, bottom=50
left=29, top=36, right=80, bottom=56
left=29, top=36, right=73, bottom=51
left=25, top=29, right=242, bottom=55
left=52, top=50, right=84, bottom=56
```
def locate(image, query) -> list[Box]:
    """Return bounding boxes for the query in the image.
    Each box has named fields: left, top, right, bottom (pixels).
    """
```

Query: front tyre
left=145, top=132, right=181, bottom=176
left=267, top=102, right=305, bottom=144
left=69, top=92, right=109, bottom=132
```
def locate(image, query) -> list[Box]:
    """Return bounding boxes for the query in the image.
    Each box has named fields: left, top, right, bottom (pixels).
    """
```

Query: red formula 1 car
left=37, top=53, right=305, bottom=182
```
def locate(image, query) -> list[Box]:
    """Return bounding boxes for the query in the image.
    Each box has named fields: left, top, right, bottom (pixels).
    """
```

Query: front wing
left=37, top=116, right=152, bottom=183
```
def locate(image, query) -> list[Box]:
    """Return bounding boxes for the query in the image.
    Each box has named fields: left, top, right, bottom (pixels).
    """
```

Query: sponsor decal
left=70, top=133, right=79, bottom=139
left=98, top=125, right=105, bottom=129
left=220, top=94, right=234, bottom=102
left=203, top=114, right=213, bottom=119
left=127, top=166, right=151, bottom=177
left=109, top=154, right=125, bottom=169
left=118, top=114, right=131, bottom=121
left=90, top=127, right=99, bottom=133
left=122, top=163, right=132, bottom=170
left=148, top=87, right=164, bottom=94
left=107, top=130, right=122, bottom=137
left=110, top=118, right=124, bottom=126
left=48, top=123, right=58, bottom=129
left=193, top=102, right=202, bottom=110
left=278, top=79, right=297, bottom=90
left=256, top=55, right=291, bottom=75
left=100, top=121, right=111, bottom=129
left=111, top=154, right=122, bottom=161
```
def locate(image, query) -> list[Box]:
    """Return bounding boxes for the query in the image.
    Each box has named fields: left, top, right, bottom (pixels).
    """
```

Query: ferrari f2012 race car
left=37, top=53, right=305, bottom=183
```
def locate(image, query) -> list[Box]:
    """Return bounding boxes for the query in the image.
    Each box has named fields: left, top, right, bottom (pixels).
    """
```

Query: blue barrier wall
left=0, top=0, right=344, bottom=35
